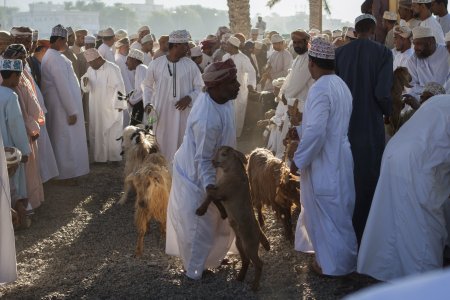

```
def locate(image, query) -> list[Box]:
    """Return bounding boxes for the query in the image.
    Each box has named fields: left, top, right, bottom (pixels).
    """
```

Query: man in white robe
left=412, top=0, right=445, bottom=44
left=432, top=0, right=450, bottom=34
left=407, top=26, right=449, bottom=99
left=143, top=30, right=203, bottom=165
left=357, top=95, right=450, bottom=282
left=222, top=36, right=257, bottom=138
left=393, top=25, right=414, bottom=69
left=81, top=49, right=126, bottom=162
left=275, top=30, right=314, bottom=158
left=41, top=25, right=89, bottom=180
left=166, top=59, right=239, bottom=280
left=126, top=49, right=147, bottom=125
left=131, top=26, right=150, bottom=50
left=0, top=59, right=30, bottom=205
left=140, top=34, right=154, bottom=66
left=98, top=27, right=115, bottom=63
left=291, top=38, right=357, bottom=276
left=114, top=37, right=134, bottom=127
left=264, top=34, right=293, bottom=92
left=199, top=39, right=215, bottom=71
left=0, top=133, right=17, bottom=284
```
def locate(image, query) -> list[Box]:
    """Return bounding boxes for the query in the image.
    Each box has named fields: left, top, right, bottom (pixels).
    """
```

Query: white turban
left=270, top=34, right=284, bottom=44
left=83, top=48, right=101, bottom=62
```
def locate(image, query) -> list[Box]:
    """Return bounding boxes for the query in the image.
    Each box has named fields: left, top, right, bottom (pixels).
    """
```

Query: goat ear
left=234, top=149, right=248, bottom=166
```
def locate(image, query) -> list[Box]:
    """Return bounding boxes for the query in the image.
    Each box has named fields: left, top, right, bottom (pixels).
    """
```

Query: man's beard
left=413, top=11, right=420, bottom=18
left=294, top=46, right=307, bottom=55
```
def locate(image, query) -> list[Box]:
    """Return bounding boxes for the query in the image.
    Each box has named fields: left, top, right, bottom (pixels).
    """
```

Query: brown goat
left=196, top=146, right=270, bottom=291
left=387, top=67, right=412, bottom=137
left=247, top=148, right=300, bottom=241
left=124, top=152, right=171, bottom=257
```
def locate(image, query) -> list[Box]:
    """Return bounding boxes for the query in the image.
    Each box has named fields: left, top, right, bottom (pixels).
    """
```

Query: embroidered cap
left=308, top=37, right=335, bottom=60
left=128, top=48, right=145, bottom=63
left=32, top=30, right=38, bottom=42
left=168, top=30, right=191, bottom=43
left=412, top=0, right=432, bottom=3
left=270, top=34, right=284, bottom=44
left=83, top=48, right=102, bottom=62
left=115, top=29, right=128, bottom=40
left=141, top=34, right=153, bottom=44
left=51, top=24, right=68, bottom=38
left=0, top=58, right=23, bottom=71
left=383, top=11, right=398, bottom=21
left=190, top=46, right=202, bottom=57
left=251, top=28, right=259, bottom=34
left=66, top=26, right=74, bottom=36
left=393, top=25, right=412, bottom=39
left=422, top=82, right=445, bottom=96
left=84, top=35, right=96, bottom=44
left=138, top=26, right=150, bottom=33
left=102, top=27, right=115, bottom=37
left=355, top=14, right=377, bottom=26
left=412, top=26, right=433, bottom=39
left=228, top=36, right=241, bottom=48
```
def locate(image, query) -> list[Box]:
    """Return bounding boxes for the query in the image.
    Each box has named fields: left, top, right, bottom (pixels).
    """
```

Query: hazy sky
left=16, top=0, right=362, bottom=23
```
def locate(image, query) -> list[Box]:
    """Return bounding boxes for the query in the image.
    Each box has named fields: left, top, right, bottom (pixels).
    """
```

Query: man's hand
left=290, top=161, right=299, bottom=175
left=144, top=104, right=153, bottom=114
left=118, top=109, right=123, bottom=112
left=68, top=114, right=77, bottom=125
left=83, top=77, right=88, bottom=86
left=31, top=133, right=39, bottom=141
left=402, top=94, right=420, bottom=110
left=175, top=96, right=192, bottom=111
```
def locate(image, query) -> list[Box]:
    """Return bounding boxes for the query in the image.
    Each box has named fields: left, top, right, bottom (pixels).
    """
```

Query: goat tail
left=260, top=229, right=270, bottom=251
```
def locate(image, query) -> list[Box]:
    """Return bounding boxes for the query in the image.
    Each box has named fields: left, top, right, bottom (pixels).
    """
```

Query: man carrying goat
left=166, top=59, right=239, bottom=280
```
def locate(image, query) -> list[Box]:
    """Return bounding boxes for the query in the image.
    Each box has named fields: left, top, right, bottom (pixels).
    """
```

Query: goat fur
left=119, top=128, right=159, bottom=205
left=247, top=148, right=300, bottom=241
left=124, top=152, right=171, bottom=257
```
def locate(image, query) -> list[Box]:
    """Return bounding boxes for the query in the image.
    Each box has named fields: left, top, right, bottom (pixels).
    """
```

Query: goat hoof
left=195, top=207, right=206, bottom=216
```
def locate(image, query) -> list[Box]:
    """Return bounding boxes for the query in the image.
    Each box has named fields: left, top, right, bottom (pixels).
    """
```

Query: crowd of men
left=1, top=0, right=449, bottom=294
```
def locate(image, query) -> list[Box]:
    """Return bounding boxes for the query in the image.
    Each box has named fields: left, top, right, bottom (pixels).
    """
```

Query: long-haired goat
left=118, top=128, right=159, bottom=204
left=247, top=148, right=300, bottom=241
left=124, top=152, right=171, bottom=257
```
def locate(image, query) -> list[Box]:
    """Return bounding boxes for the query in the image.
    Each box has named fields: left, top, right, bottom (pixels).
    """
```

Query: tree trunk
left=227, top=0, right=251, bottom=38
left=309, top=0, right=322, bottom=31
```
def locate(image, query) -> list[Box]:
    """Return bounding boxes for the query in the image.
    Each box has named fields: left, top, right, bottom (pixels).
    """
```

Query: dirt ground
left=0, top=133, right=379, bottom=299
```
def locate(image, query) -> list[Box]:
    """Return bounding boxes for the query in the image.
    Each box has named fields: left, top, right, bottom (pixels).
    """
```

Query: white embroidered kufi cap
left=32, top=30, right=38, bottom=42
left=115, top=29, right=128, bottom=40
left=412, top=26, right=433, bottom=39
left=393, top=25, right=412, bottom=39
left=270, top=34, right=284, bottom=43
left=102, top=27, right=114, bottom=37
left=332, top=30, right=342, bottom=38
left=422, top=82, right=445, bottom=95
left=168, top=30, right=191, bottom=43
left=383, top=11, right=398, bottom=21
left=308, top=37, right=335, bottom=60
left=251, top=28, right=259, bottom=34
left=128, top=48, right=145, bottom=63
left=254, top=41, right=263, bottom=49
left=51, top=24, right=68, bottom=38
left=190, top=46, right=202, bottom=57
left=138, top=26, right=150, bottom=33
left=141, top=34, right=153, bottom=44
left=412, top=0, right=432, bottom=3
left=83, top=48, right=102, bottom=62
left=0, top=58, right=23, bottom=71
left=84, top=35, right=96, bottom=44
left=308, top=28, right=321, bottom=35
left=129, top=33, right=138, bottom=40
left=355, top=14, right=377, bottom=26
left=114, top=37, right=130, bottom=48
left=228, top=36, right=241, bottom=48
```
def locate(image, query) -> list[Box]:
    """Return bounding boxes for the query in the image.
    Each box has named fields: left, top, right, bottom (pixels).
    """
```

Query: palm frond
left=323, top=0, right=331, bottom=15
left=266, top=0, right=280, bottom=8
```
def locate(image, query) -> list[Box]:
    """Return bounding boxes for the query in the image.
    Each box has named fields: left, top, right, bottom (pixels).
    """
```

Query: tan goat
left=247, top=148, right=300, bottom=241
left=124, top=152, right=171, bottom=257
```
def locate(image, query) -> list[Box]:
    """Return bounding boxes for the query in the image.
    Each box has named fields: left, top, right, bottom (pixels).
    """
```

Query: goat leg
left=195, top=195, right=214, bottom=216
left=212, top=199, right=228, bottom=219
left=235, top=237, right=250, bottom=282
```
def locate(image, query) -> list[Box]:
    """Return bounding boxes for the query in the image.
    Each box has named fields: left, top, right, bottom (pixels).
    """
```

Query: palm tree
left=267, top=0, right=331, bottom=31
left=227, top=0, right=251, bottom=38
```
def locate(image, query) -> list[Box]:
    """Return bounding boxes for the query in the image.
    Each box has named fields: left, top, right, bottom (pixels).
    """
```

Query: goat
left=247, top=148, right=300, bottom=241
left=118, top=128, right=159, bottom=205
left=124, top=152, right=171, bottom=257
left=387, top=67, right=412, bottom=137
left=196, top=146, right=270, bottom=291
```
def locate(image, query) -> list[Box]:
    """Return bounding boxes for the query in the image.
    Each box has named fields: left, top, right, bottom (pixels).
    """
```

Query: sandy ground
left=0, top=132, right=378, bottom=299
